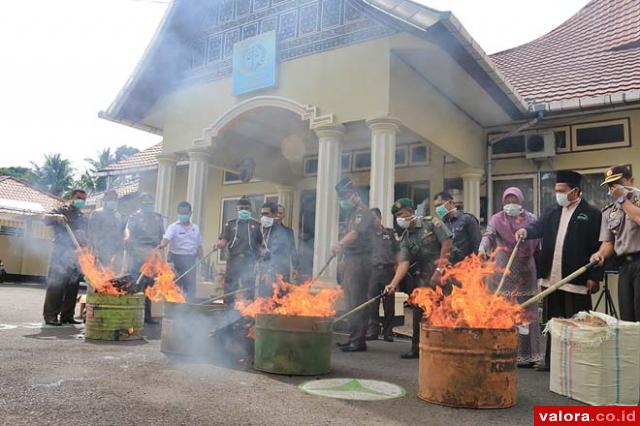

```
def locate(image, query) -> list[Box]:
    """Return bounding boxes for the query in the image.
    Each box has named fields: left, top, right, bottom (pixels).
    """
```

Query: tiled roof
left=0, top=176, right=63, bottom=216
left=98, top=143, right=162, bottom=175
left=86, top=179, right=141, bottom=207
left=490, top=0, right=640, bottom=104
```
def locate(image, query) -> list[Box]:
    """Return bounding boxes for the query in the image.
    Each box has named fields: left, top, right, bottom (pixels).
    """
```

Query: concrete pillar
left=276, top=185, right=294, bottom=227
left=462, top=168, right=484, bottom=219
left=367, top=117, right=401, bottom=227
left=154, top=152, right=178, bottom=223
left=312, top=124, right=344, bottom=279
left=186, top=148, right=211, bottom=227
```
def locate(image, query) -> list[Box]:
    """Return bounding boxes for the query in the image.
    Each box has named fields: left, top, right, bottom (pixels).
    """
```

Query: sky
left=0, top=0, right=590, bottom=173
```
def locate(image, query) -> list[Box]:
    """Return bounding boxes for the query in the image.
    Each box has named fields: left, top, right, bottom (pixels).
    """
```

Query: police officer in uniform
left=88, top=190, right=125, bottom=273
left=42, top=189, right=88, bottom=326
left=125, top=193, right=164, bottom=323
left=332, top=177, right=376, bottom=352
left=433, top=191, right=481, bottom=264
left=384, top=198, right=452, bottom=359
left=591, top=164, right=640, bottom=322
left=366, top=208, right=399, bottom=342
left=216, top=197, right=262, bottom=303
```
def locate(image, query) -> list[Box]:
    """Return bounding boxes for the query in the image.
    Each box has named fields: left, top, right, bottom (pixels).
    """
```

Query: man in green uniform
left=591, top=164, right=640, bottom=322
left=384, top=198, right=452, bottom=359
left=42, top=189, right=88, bottom=326
left=125, top=193, right=164, bottom=323
left=88, top=190, right=126, bottom=273
left=332, top=177, right=376, bottom=352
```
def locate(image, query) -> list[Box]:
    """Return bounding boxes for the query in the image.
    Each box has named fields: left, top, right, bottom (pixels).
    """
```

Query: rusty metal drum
left=161, top=302, right=230, bottom=356
left=419, top=324, right=518, bottom=408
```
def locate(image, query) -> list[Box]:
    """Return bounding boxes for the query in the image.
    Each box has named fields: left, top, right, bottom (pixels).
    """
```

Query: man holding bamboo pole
left=515, top=170, right=603, bottom=371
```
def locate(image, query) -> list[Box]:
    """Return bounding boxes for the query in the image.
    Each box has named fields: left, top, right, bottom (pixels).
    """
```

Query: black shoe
left=517, top=361, right=535, bottom=368
left=400, top=350, right=419, bottom=359
left=45, top=320, right=62, bottom=326
left=145, top=317, right=159, bottom=325
left=383, top=334, right=394, bottom=342
left=536, top=364, right=550, bottom=372
left=336, top=341, right=351, bottom=348
left=365, top=333, right=379, bottom=341
left=61, top=319, right=82, bottom=325
left=340, top=343, right=366, bottom=352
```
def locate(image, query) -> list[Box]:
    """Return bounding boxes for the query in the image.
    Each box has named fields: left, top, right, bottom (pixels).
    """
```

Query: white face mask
left=503, top=203, right=522, bottom=217
left=555, top=191, right=571, bottom=207
left=260, top=216, right=274, bottom=228
left=396, top=216, right=415, bottom=229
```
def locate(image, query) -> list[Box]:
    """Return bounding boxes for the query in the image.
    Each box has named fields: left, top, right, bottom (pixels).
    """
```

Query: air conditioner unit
left=525, top=132, right=556, bottom=159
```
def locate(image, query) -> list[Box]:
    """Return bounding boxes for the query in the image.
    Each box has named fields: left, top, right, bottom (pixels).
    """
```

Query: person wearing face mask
left=591, top=164, right=640, bottom=322
left=158, top=201, right=203, bottom=302
left=255, top=202, right=295, bottom=296
left=331, top=177, right=376, bottom=352
left=216, top=196, right=262, bottom=303
left=383, top=198, right=452, bottom=358
left=42, top=189, right=88, bottom=326
left=125, top=193, right=165, bottom=323
left=515, top=170, right=603, bottom=371
left=433, top=192, right=481, bottom=265
left=479, top=187, right=544, bottom=367
left=88, top=190, right=126, bottom=279
left=276, top=204, right=299, bottom=282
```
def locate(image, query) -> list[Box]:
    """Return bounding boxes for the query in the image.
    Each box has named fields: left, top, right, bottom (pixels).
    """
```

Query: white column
left=154, top=153, right=177, bottom=223
left=462, top=168, right=484, bottom=220
left=276, top=185, right=294, bottom=227
left=186, top=148, right=211, bottom=227
left=367, top=117, right=401, bottom=228
left=312, top=124, right=344, bottom=279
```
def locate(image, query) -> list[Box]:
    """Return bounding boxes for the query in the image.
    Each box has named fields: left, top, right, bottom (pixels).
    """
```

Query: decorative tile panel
left=219, top=0, right=235, bottom=24
left=321, top=0, right=342, bottom=29
left=224, top=28, right=242, bottom=58
left=278, top=10, right=298, bottom=40
left=192, top=39, right=206, bottom=68
left=242, top=22, right=260, bottom=39
left=207, top=34, right=224, bottom=62
left=299, top=3, right=320, bottom=35
left=261, top=15, right=278, bottom=33
left=253, top=0, right=270, bottom=11
left=344, top=1, right=362, bottom=22
left=236, top=0, right=251, bottom=17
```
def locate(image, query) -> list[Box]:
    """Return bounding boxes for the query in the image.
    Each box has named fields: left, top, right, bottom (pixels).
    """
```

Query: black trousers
left=43, top=248, right=80, bottom=322
left=367, top=265, right=395, bottom=337
left=618, top=257, right=640, bottom=322
left=168, top=253, right=198, bottom=303
left=542, top=289, right=592, bottom=367
left=127, top=245, right=156, bottom=320
left=342, top=253, right=372, bottom=347
left=224, top=255, right=256, bottom=304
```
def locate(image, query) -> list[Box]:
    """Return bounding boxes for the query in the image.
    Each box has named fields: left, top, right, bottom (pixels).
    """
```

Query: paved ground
left=0, top=283, right=581, bottom=426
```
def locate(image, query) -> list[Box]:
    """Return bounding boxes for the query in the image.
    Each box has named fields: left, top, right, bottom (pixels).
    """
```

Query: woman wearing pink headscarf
left=479, top=187, right=544, bottom=367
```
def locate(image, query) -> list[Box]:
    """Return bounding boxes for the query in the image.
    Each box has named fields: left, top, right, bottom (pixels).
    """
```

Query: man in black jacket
left=516, top=170, right=603, bottom=371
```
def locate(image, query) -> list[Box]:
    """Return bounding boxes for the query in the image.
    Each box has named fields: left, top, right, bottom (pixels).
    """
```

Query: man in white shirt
left=159, top=201, right=203, bottom=302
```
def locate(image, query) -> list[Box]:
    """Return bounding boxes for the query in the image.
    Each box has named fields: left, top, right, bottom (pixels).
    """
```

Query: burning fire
left=76, top=248, right=124, bottom=295
left=409, top=255, right=524, bottom=329
left=141, top=251, right=186, bottom=303
left=236, top=277, right=342, bottom=318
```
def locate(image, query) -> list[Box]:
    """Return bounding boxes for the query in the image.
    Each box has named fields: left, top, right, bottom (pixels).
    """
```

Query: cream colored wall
left=0, top=218, right=53, bottom=277
left=0, top=235, right=23, bottom=274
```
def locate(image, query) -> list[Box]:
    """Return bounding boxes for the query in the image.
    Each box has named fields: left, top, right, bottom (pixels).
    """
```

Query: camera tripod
left=594, top=271, right=618, bottom=319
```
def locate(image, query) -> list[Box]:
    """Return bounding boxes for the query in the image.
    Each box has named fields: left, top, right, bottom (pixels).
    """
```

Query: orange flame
left=76, top=248, right=124, bottom=295
left=409, top=254, right=524, bottom=329
left=236, top=277, right=343, bottom=318
left=141, top=251, right=186, bottom=303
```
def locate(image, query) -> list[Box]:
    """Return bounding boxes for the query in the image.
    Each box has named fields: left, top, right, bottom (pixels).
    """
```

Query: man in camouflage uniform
left=125, top=193, right=164, bottom=323
left=42, top=189, right=88, bottom=326
left=591, top=164, right=640, bottom=322
left=384, top=198, right=452, bottom=359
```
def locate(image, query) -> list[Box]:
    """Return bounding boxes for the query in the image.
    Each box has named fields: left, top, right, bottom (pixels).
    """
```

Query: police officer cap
left=391, top=198, right=414, bottom=215
left=601, top=164, right=633, bottom=186
left=335, top=176, right=355, bottom=194
left=555, top=170, right=582, bottom=187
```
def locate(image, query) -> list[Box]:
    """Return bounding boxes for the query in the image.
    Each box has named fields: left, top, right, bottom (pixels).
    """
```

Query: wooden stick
left=494, top=237, right=523, bottom=296
left=174, top=247, right=218, bottom=283
left=197, top=287, right=249, bottom=305
left=63, top=222, right=82, bottom=250
left=520, top=261, right=598, bottom=308
left=333, top=294, right=383, bottom=324
left=313, top=254, right=336, bottom=281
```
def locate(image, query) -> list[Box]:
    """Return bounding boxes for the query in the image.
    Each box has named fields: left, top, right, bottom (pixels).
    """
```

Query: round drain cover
left=299, top=378, right=406, bottom=401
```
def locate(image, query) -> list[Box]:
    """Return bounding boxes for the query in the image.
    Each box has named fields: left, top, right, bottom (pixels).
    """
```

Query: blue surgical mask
left=503, top=203, right=522, bottom=217
left=555, top=192, right=570, bottom=207
left=435, top=204, right=449, bottom=219
left=339, top=199, right=354, bottom=210
left=177, top=214, right=191, bottom=224
left=238, top=210, right=252, bottom=221
left=141, top=203, right=154, bottom=213
left=72, top=199, right=86, bottom=209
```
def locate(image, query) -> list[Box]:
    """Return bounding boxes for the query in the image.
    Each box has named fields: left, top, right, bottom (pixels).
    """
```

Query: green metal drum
left=161, top=302, right=229, bottom=356
left=254, top=313, right=333, bottom=376
left=85, top=293, right=145, bottom=341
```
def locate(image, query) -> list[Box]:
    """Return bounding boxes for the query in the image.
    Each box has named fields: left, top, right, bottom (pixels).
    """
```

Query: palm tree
left=75, top=170, right=96, bottom=193
left=84, top=148, right=115, bottom=192
left=31, top=154, right=75, bottom=196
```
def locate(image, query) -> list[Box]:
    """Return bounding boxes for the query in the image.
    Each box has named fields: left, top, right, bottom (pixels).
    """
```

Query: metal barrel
left=419, top=325, right=518, bottom=409
left=85, top=293, right=145, bottom=341
left=160, top=302, right=229, bottom=356
left=254, top=313, right=333, bottom=376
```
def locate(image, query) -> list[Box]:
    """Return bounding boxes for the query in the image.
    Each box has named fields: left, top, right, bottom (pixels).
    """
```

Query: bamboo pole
left=333, top=293, right=384, bottom=325
left=494, top=237, right=523, bottom=296
left=520, top=261, right=598, bottom=308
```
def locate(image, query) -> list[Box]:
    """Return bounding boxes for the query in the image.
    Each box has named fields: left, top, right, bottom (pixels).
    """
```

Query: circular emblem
left=606, top=169, right=613, bottom=177
left=239, top=44, right=267, bottom=75
left=299, top=378, right=406, bottom=401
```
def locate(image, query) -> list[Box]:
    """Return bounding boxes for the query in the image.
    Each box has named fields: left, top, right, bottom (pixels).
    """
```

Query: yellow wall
left=0, top=217, right=53, bottom=277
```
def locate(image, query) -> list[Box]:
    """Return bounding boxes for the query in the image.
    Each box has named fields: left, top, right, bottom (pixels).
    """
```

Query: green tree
left=114, top=145, right=139, bottom=162
left=0, top=166, right=37, bottom=183
left=75, top=170, right=96, bottom=193
left=84, top=145, right=139, bottom=192
left=31, top=154, right=74, bottom=196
